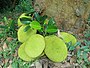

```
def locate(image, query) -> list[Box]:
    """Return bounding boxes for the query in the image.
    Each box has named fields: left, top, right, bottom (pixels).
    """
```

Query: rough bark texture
left=34, top=0, right=90, bottom=33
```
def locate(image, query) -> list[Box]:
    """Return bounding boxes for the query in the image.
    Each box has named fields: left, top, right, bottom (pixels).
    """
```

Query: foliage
left=0, top=0, right=33, bottom=13
left=76, top=40, right=90, bottom=67
left=0, top=0, right=12, bottom=12
left=0, top=0, right=19, bottom=13
left=15, top=0, right=34, bottom=13
left=67, top=30, right=90, bottom=67
left=87, top=14, right=90, bottom=26
left=84, top=29, right=90, bottom=38
left=18, top=12, right=58, bottom=36
left=0, top=17, right=17, bottom=39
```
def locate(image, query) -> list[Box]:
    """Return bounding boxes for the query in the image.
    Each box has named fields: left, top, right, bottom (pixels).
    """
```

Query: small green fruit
left=45, top=35, right=68, bottom=62
left=60, top=32, right=77, bottom=45
left=25, top=34, right=45, bottom=58
left=18, top=25, right=36, bottom=43
left=18, top=43, right=33, bottom=61
left=18, top=13, right=32, bottom=27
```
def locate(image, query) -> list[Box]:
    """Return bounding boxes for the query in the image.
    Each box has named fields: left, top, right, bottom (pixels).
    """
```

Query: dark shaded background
left=0, top=0, right=19, bottom=12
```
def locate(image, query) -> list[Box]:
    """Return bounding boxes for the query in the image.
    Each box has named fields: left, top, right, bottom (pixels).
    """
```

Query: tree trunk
left=34, top=0, right=90, bottom=33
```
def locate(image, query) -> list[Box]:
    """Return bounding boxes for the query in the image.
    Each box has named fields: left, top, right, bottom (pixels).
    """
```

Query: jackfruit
left=18, top=43, right=33, bottom=61
left=18, top=25, right=36, bottom=43
left=60, top=32, right=77, bottom=45
left=45, top=35, right=67, bottom=62
left=25, top=34, right=45, bottom=58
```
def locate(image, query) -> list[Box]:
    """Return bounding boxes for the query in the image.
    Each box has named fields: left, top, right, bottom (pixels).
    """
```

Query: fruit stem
left=57, top=29, right=61, bottom=37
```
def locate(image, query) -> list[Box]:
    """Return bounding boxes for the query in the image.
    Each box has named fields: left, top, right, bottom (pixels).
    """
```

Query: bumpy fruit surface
left=45, top=35, right=67, bottom=62
left=18, top=43, right=33, bottom=61
left=60, top=32, right=77, bottom=45
left=18, top=25, right=36, bottom=43
left=25, top=34, right=45, bottom=58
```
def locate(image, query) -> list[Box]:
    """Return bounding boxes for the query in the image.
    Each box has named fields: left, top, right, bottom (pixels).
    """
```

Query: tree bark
left=34, top=0, right=90, bottom=33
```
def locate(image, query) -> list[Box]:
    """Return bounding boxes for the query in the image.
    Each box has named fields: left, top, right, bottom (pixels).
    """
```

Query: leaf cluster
left=18, top=11, right=58, bottom=36
left=0, top=17, right=17, bottom=39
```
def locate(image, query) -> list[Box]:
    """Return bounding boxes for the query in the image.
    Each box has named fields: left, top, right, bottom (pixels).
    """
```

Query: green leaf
left=30, top=21, right=41, bottom=30
left=11, top=61, right=18, bottom=68
left=69, top=46, right=75, bottom=51
left=20, top=21, right=31, bottom=25
left=40, top=15, right=48, bottom=23
left=34, top=12, right=47, bottom=23
left=83, top=52, right=88, bottom=62
left=66, top=41, right=72, bottom=49
left=87, top=41, right=90, bottom=46
left=28, top=9, right=35, bottom=14
left=80, top=46, right=89, bottom=50
left=20, top=17, right=32, bottom=24
left=0, top=33, right=4, bottom=38
left=77, top=57, right=82, bottom=64
left=46, top=25, right=57, bottom=33
left=48, top=18, right=56, bottom=25
left=24, top=25, right=30, bottom=32
left=77, top=50, right=81, bottom=58
left=74, top=41, right=81, bottom=46
left=84, top=31, right=90, bottom=38
left=20, top=17, right=32, bottom=21
left=25, top=9, right=35, bottom=16
left=84, top=49, right=90, bottom=52
left=82, top=65, right=87, bottom=68
left=87, top=14, right=90, bottom=25
left=34, top=12, right=41, bottom=22
left=3, top=17, right=8, bottom=24
left=0, top=25, right=7, bottom=29
left=9, top=20, right=16, bottom=31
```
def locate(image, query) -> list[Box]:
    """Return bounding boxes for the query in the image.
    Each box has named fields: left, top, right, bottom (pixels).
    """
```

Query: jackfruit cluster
left=17, top=13, right=77, bottom=62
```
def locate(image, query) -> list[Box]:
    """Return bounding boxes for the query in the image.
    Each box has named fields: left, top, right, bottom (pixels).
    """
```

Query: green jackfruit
left=18, top=25, right=36, bottom=43
left=18, top=43, right=33, bottom=61
left=25, top=34, right=45, bottom=58
left=60, top=32, right=77, bottom=45
left=45, top=35, right=67, bottom=62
